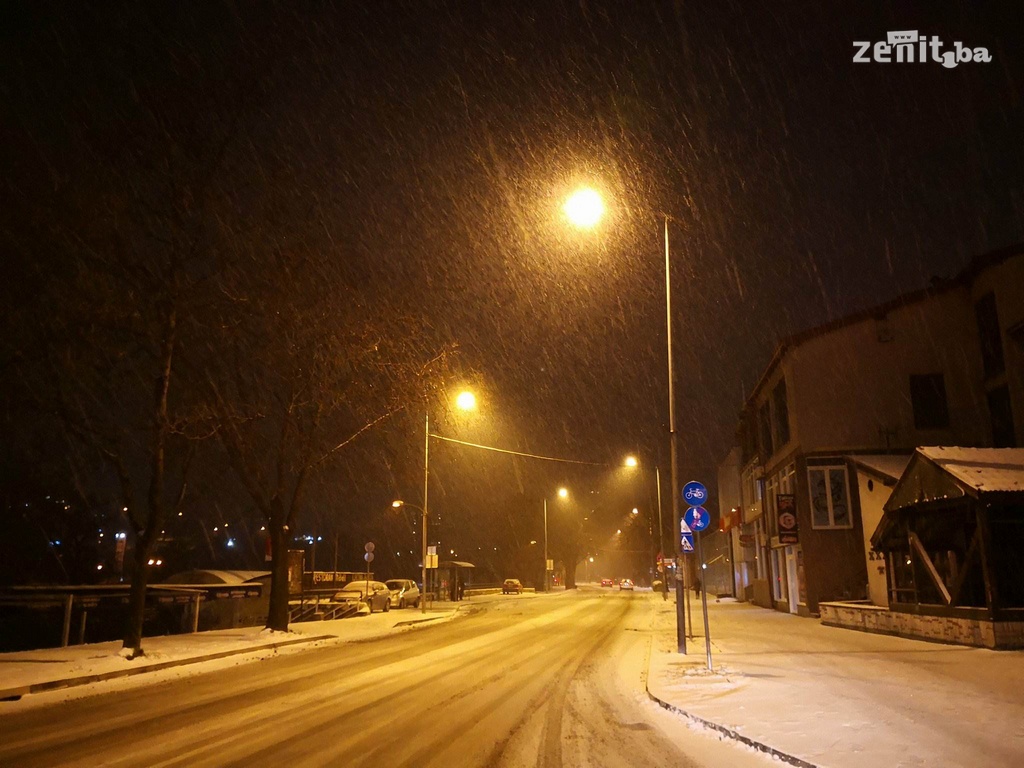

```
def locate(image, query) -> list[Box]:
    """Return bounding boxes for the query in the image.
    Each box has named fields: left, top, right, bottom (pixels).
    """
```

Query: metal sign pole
left=696, top=530, right=713, bottom=671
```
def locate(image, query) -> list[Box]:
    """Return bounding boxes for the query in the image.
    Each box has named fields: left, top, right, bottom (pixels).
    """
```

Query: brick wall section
left=819, top=601, right=1024, bottom=649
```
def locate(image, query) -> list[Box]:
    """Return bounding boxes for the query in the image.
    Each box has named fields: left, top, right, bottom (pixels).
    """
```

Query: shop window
left=910, top=374, right=950, bottom=430
left=808, top=465, right=852, bottom=529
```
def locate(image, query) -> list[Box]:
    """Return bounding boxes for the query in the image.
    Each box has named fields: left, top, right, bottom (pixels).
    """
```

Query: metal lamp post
left=563, top=190, right=685, bottom=653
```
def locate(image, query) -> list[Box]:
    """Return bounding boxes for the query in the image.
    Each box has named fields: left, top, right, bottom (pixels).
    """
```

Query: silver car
left=385, top=578, right=421, bottom=609
left=334, top=579, right=391, bottom=613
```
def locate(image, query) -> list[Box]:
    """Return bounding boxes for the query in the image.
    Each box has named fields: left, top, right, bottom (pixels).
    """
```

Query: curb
left=0, top=634, right=334, bottom=702
left=644, top=686, right=819, bottom=768
left=643, top=599, right=818, bottom=768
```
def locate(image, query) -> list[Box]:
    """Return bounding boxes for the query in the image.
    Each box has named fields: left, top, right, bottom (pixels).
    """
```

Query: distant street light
left=564, top=188, right=686, bottom=652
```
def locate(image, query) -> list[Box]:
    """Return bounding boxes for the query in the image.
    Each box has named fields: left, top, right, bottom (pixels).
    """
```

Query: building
left=821, top=447, right=1024, bottom=649
left=722, top=245, right=1023, bottom=616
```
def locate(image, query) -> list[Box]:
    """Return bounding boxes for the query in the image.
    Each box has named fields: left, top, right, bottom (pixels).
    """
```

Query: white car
left=385, top=578, right=421, bottom=609
left=333, top=580, right=391, bottom=613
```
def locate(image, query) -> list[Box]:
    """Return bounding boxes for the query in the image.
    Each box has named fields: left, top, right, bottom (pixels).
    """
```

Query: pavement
left=0, top=604, right=462, bottom=701
left=4, top=589, right=1023, bottom=768
left=644, top=593, right=1024, bottom=768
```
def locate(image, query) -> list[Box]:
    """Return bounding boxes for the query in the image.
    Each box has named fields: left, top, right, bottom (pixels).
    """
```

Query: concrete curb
left=0, top=634, right=334, bottom=702
left=644, top=686, right=819, bottom=768
left=642, top=604, right=818, bottom=768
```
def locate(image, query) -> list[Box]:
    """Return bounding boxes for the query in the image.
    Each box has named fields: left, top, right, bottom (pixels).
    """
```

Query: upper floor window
left=771, top=378, right=791, bottom=448
left=910, top=373, right=950, bottom=430
left=975, top=292, right=1004, bottom=379
left=988, top=385, right=1017, bottom=448
left=808, top=464, right=852, bottom=529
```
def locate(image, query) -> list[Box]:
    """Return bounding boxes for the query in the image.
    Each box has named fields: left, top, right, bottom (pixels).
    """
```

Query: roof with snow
left=162, top=570, right=271, bottom=585
left=916, top=446, right=1024, bottom=493
left=880, top=446, right=1024, bottom=518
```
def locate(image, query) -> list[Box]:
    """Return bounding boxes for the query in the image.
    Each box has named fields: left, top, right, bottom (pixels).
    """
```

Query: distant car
left=502, top=578, right=524, bottom=594
left=600, top=578, right=614, bottom=587
left=619, top=579, right=634, bottom=591
left=334, top=580, right=391, bottom=613
left=385, top=578, right=420, bottom=609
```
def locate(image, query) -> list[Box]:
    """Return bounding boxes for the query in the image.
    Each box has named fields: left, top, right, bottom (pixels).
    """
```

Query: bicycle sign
left=682, top=481, right=708, bottom=505
left=684, top=505, right=710, bottom=532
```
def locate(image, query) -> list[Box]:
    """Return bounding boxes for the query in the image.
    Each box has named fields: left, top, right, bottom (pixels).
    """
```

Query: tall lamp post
left=625, top=455, right=668, bottom=601
left=396, top=389, right=477, bottom=615
left=564, top=189, right=686, bottom=653
left=543, top=486, right=569, bottom=591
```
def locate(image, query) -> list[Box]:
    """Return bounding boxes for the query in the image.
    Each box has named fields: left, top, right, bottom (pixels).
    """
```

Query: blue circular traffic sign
left=682, top=481, right=708, bottom=505
left=683, top=506, right=711, bottom=532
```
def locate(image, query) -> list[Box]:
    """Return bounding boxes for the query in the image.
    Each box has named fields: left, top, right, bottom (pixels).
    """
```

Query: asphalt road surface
left=0, top=588, right=763, bottom=767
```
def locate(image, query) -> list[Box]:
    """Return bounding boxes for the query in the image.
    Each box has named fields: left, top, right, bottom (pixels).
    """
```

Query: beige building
left=723, top=246, right=1023, bottom=615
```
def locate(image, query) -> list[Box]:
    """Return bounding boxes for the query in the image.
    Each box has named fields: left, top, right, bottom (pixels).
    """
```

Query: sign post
left=683, top=489, right=714, bottom=672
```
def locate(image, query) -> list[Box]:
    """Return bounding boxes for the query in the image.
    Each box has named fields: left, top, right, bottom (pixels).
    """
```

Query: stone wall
left=819, top=601, right=1024, bottom=649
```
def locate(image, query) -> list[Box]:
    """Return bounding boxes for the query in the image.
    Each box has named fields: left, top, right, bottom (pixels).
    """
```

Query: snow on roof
left=919, top=446, right=1024, bottom=493
left=850, top=454, right=912, bottom=483
left=163, top=570, right=270, bottom=585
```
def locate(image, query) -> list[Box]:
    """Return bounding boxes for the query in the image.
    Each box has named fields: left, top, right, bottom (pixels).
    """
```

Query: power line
left=429, top=434, right=607, bottom=466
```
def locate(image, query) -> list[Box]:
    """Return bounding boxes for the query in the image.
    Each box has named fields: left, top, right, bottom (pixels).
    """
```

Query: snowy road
left=0, top=588, right=768, bottom=768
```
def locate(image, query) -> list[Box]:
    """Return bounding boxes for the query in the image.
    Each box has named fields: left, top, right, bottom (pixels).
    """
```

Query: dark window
left=910, top=374, right=950, bottom=430
left=757, top=402, right=774, bottom=459
left=771, top=378, right=790, bottom=448
left=988, top=385, right=1017, bottom=448
left=975, top=292, right=1004, bottom=379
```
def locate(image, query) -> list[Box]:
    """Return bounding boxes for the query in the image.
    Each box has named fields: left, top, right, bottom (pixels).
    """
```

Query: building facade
left=721, top=246, right=1023, bottom=616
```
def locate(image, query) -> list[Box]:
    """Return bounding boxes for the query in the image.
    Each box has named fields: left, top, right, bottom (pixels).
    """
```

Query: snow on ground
left=6, top=588, right=1023, bottom=768
left=0, top=605, right=460, bottom=706
left=646, top=595, right=1024, bottom=768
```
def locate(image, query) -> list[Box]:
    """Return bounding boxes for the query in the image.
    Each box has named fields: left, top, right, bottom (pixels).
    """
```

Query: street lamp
left=624, top=457, right=668, bottom=601
left=543, top=486, right=569, bottom=592
left=415, top=388, right=478, bottom=614
left=565, top=189, right=686, bottom=653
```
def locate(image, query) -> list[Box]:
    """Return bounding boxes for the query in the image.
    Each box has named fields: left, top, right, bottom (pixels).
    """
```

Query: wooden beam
left=909, top=531, right=952, bottom=605
left=948, top=528, right=981, bottom=607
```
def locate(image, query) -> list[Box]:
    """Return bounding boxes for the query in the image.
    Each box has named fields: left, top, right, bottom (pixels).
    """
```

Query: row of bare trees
left=4, top=107, right=456, bottom=658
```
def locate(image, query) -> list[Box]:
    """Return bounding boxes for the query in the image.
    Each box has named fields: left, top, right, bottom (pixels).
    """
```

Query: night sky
left=3, top=1, right=1022, bottom=582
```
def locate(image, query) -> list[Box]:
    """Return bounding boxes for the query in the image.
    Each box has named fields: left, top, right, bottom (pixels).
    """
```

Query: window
left=758, top=402, right=774, bottom=459
left=988, top=385, right=1017, bottom=448
left=975, top=292, right=1004, bottom=379
left=771, top=378, right=790, bottom=448
left=808, top=465, right=852, bottom=529
left=910, top=374, right=950, bottom=430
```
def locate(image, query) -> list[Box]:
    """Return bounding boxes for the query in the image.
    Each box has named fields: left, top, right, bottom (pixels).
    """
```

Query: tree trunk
left=122, top=528, right=156, bottom=655
left=266, top=514, right=291, bottom=631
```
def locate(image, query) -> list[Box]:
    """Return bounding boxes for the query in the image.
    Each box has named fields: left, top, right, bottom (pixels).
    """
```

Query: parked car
left=619, top=579, right=634, bottom=591
left=334, top=580, right=391, bottom=613
left=502, top=578, right=524, bottom=594
left=600, top=578, right=614, bottom=587
left=385, top=578, right=420, bottom=609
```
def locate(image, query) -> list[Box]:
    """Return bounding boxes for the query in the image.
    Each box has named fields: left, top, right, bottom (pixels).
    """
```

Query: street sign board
left=681, top=533, right=694, bottom=552
left=682, top=480, right=708, bottom=506
left=684, top=506, right=710, bottom=532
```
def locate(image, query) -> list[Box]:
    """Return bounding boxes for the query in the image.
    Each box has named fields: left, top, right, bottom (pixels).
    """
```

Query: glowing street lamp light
left=624, top=455, right=638, bottom=468
left=557, top=487, right=568, bottom=499
left=456, top=390, right=477, bottom=411
left=562, top=187, right=605, bottom=228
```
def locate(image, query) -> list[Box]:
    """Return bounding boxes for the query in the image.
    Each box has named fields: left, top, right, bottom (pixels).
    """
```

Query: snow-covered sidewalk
left=0, top=606, right=459, bottom=701
left=646, top=595, right=1024, bottom=768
